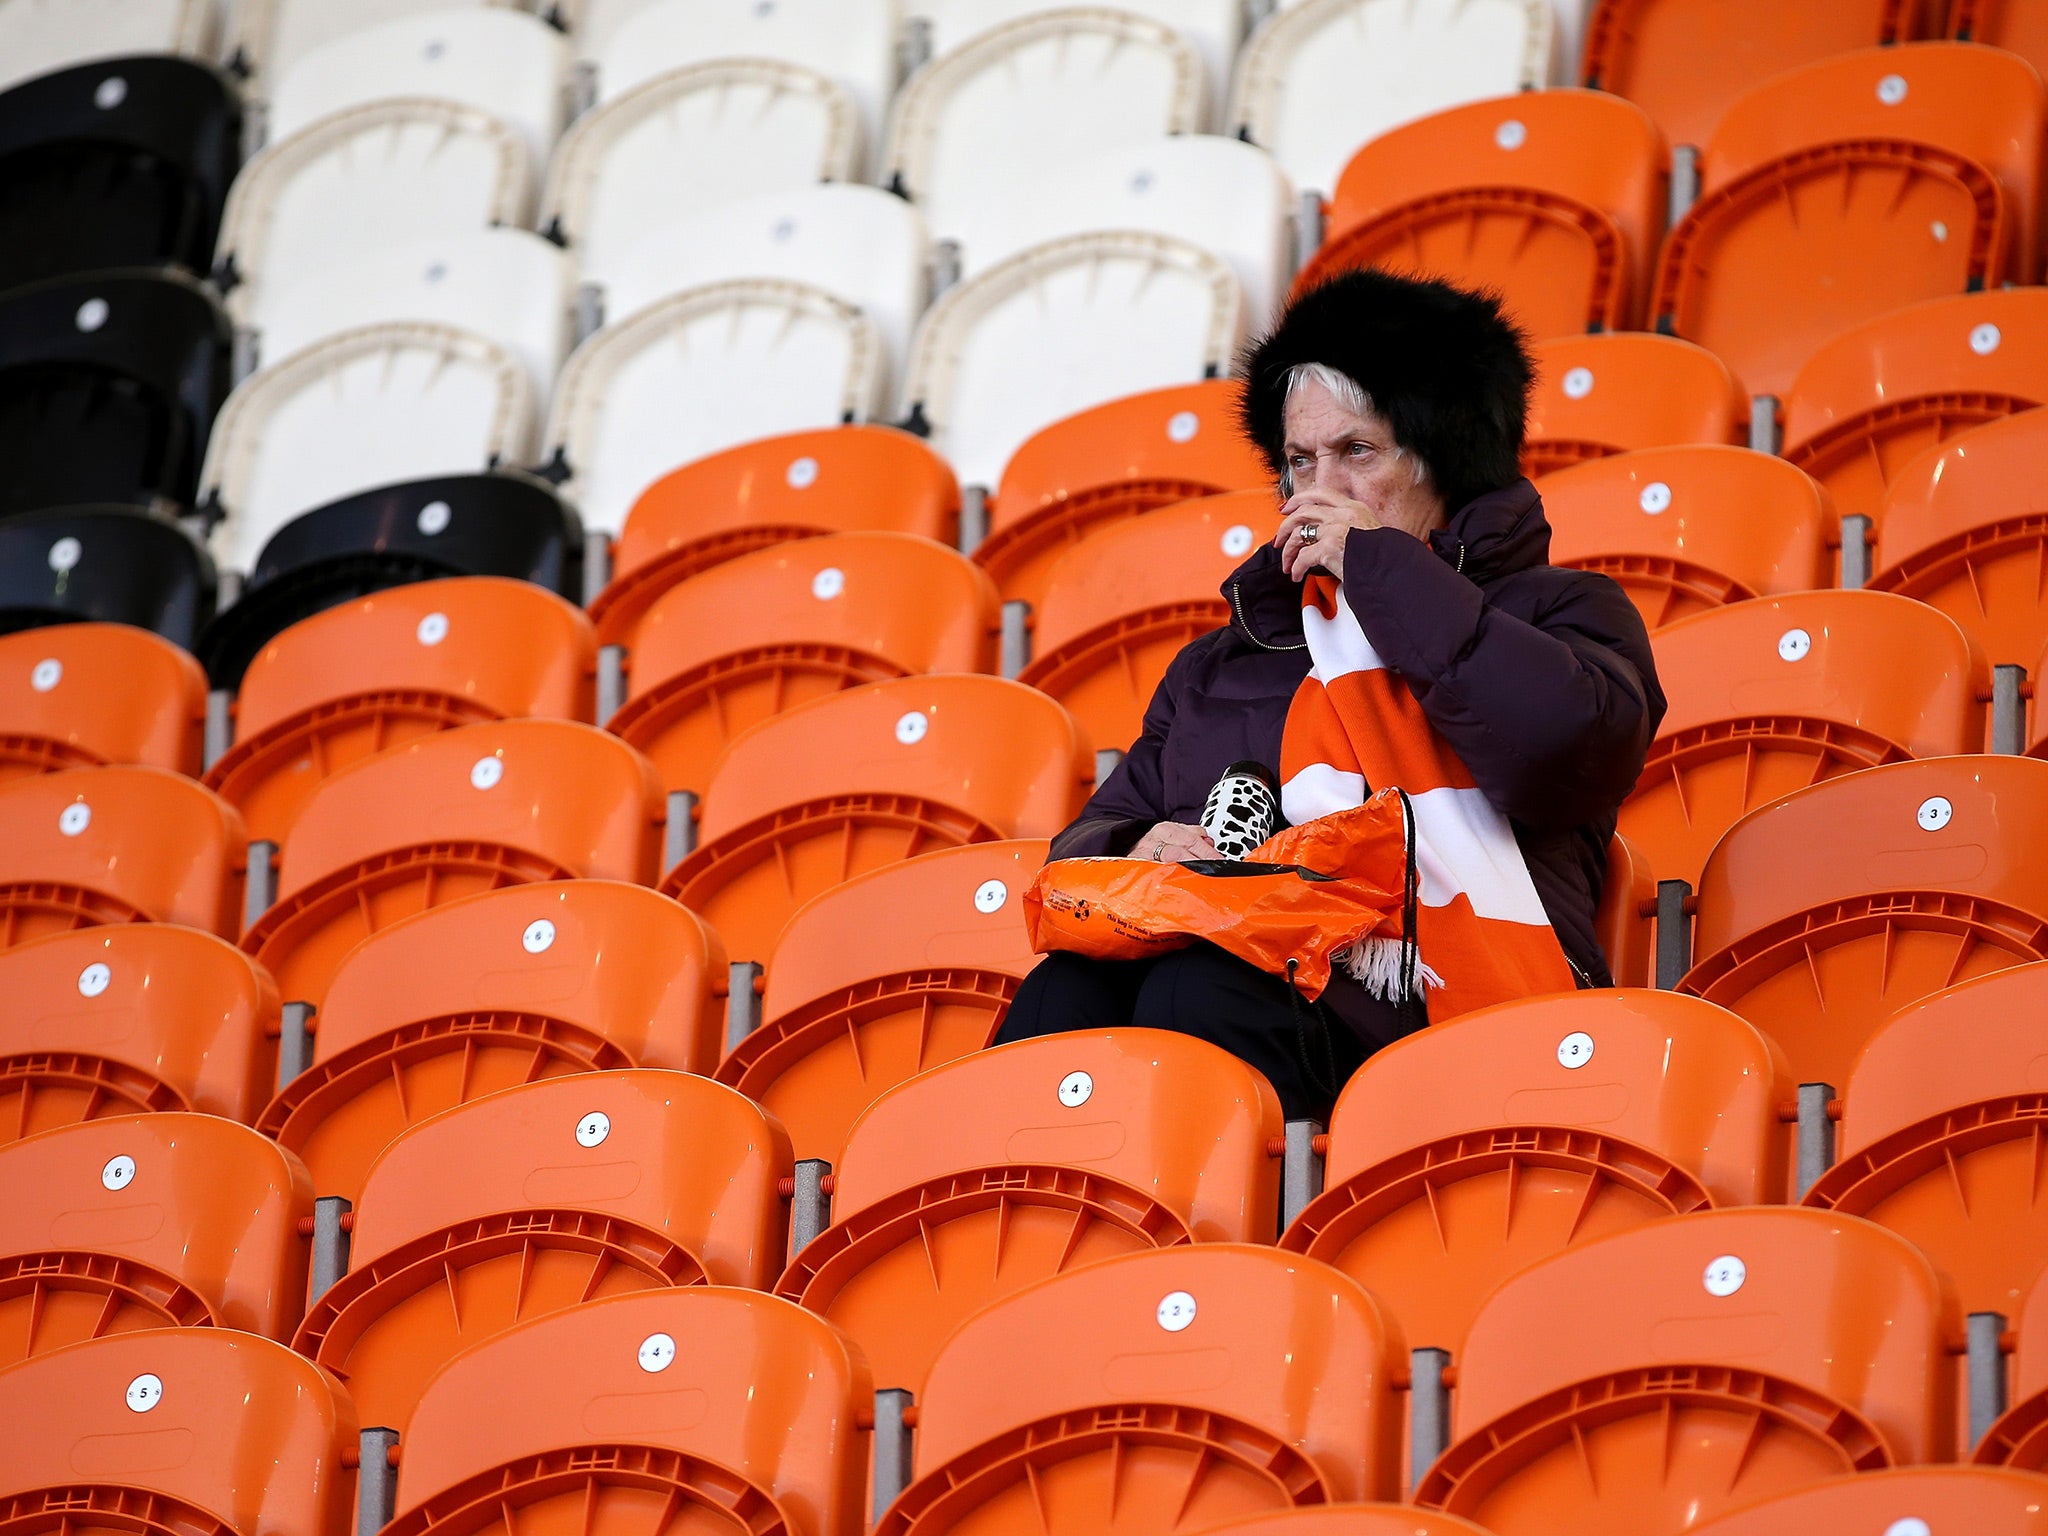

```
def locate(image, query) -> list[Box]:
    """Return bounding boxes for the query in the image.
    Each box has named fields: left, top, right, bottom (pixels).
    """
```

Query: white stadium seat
left=902, top=230, right=1245, bottom=489
left=904, top=0, right=1243, bottom=127
left=540, top=61, right=859, bottom=279
left=886, top=9, right=1206, bottom=248
left=592, top=0, right=895, bottom=170
left=228, top=0, right=518, bottom=91
left=0, top=0, right=215, bottom=92
left=1233, top=0, right=1554, bottom=197
left=215, top=100, right=533, bottom=316
left=248, top=228, right=574, bottom=397
left=200, top=322, right=537, bottom=573
left=266, top=8, right=570, bottom=168
left=541, top=280, right=884, bottom=535
left=948, top=133, right=1295, bottom=331
left=602, top=184, right=927, bottom=404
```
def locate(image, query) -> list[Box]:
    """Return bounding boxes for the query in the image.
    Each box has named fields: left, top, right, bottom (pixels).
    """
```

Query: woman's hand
left=1274, top=488, right=1381, bottom=583
left=1138, top=822, right=1220, bottom=863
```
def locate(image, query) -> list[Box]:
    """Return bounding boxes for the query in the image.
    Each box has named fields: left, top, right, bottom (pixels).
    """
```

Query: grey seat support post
left=1294, top=189, right=1325, bottom=275
left=1094, top=747, right=1126, bottom=785
left=1654, top=879, right=1692, bottom=990
left=872, top=1388, right=916, bottom=1520
left=596, top=644, right=626, bottom=725
left=1747, top=395, right=1781, bottom=455
left=245, top=840, right=277, bottom=932
left=573, top=281, right=605, bottom=347
left=310, top=1194, right=352, bottom=1306
left=356, top=1426, right=400, bottom=1536
left=1280, top=1118, right=1325, bottom=1233
left=931, top=239, right=962, bottom=303
left=1410, top=1347, right=1452, bottom=1492
left=999, top=601, right=1032, bottom=679
left=1839, top=515, right=1873, bottom=590
left=664, top=789, right=699, bottom=874
left=204, top=689, right=234, bottom=771
left=582, top=529, right=612, bottom=608
left=1794, top=1082, right=1836, bottom=1200
left=958, top=485, right=989, bottom=556
left=727, top=961, right=764, bottom=1053
left=1991, top=665, right=2027, bottom=755
left=1668, top=145, right=1700, bottom=227
left=790, top=1159, right=831, bottom=1255
left=1970, top=1310, right=2011, bottom=1449
left=277, top=1002, right=316, bottom=1089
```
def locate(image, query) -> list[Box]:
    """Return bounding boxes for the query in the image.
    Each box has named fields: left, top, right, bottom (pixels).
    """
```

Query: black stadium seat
left=0, top=504, right=216, bottom=648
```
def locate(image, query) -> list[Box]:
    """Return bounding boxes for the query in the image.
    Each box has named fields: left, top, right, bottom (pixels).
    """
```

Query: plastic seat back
left=391, top=1288, right=869, bottom=1536
left=228, top=0, right=516, bottom=89
left=1627, top=591, right=1983, bottom=887
left=1781, top=288, right=2048, bottom=541
left=0, top=623, right=205, bottom=779
left=0, top=0, right=214, bottom=92
left=730, top=839, right=1045, bottom=1165
left=0, top=1328, right=355, bottom=1536
left=1419, top=1208, right=1956, bottom=1531
left=1978, top=1267, right=2048, bottom=1469
left=902, top=231, right=1245, bottom=499
left=207, top=577, right=594, bottom=845
left=0, top=765, right=244, bottom=942
left=982, top=378, right=1270, bottom=606
left=216, top=100, right=532, bottom=321
left=1282, top=990, right=1789, bottom=1359
left=1019, top=490, right=1281, bottom=754
left=1597, top=832, right=1655, bottom=988
left=246, top=718, right=662, bottom=1012
left=540, top=59, right=858, bottom=278
left=1951, top=0, right=2048, bottom=78
left=1201, top=1515, right=1496, bottom=1536
left=1651, top=44, right=2045, bottom=399
left=886, top=11, right=1202, bottom=247
left=269, top=8, right=568, bottom=168
left=1230, top=0, right=1553, bottom=199
left=1682, top=755, right=2048, bottom=1088
left=592, top=425, right=959, bottom=650
left=1685, top=1468, right=2048, bottom=1536
left=258, top=880, right=722, bottom=1205
left=295, top=1068, right=790, bottom=1434
left=0, top=1113, right=310, bottom=1358
left=882, top=1244, right=1406, bottom=1530
left=0, top=925, right=278, bottom=1134
left=612, top=532, right=996, bottom=796
left=663, top=674, right=1090, bottom=963
left=1524, top=332, right=1747, bottom=478
left=543, top=279, right=883, bottom=538
left=1872, top=407, right=2048, bottom=671
left=1303, top=89, right=1666, bottom=337
left=1580, top=0, right=1911, bottom=151
left=1537, top=445, right=1832, bottom=631
left=0, top=509, right=217, bottom=653
left=777, top=1028, right=1283, bottom=1397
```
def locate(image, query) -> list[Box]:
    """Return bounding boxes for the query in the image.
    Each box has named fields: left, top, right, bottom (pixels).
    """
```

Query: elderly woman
left=995, top=269, right=1666, bottom=1118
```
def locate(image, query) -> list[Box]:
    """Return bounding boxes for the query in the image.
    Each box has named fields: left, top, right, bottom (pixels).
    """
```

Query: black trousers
left=993, top=942, right=1372, bottom=1120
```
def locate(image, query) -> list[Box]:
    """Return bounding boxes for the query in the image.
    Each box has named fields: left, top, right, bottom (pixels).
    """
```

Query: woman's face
left=1281, top=375, right=1447, bottom=540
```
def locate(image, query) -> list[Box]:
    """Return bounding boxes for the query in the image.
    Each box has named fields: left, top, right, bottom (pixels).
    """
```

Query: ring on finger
left=1297, top=523, right=1319, bottom=541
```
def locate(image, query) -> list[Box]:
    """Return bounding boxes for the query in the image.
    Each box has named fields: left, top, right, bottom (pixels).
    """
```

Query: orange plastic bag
left=1022, top=792, right=1412, bottom=1000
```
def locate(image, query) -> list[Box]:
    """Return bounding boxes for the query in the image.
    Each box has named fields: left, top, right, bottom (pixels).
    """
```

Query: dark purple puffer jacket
left=1051, top=478, right=1666, bottom=1041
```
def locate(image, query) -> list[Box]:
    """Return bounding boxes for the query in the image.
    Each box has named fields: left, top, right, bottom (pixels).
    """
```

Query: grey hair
left=1280, top=361, right=1430, bottom=496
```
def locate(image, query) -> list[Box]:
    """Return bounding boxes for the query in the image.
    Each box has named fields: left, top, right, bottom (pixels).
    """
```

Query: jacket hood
left=1222, top=479, right=1553, bottom=649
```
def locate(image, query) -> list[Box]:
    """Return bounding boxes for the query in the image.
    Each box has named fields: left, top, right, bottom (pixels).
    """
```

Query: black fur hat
left=1235, top=269, right=1534, bottom=515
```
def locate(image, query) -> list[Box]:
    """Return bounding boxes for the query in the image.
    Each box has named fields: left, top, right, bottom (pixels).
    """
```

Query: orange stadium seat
left=1580, top=0, right=1915, bottom=151
left=0, top=1113, right=310, bottom=1361
left=1651, top=43, right=2045, bottom=400
left=1952, top=0, right=2048, bottom=85
left=257, top=880, right=725, bottom=1206
left=608, top=531, right=999, bottom=796
left=243, top=718, right=662, bottom=1013
left=1624, top=590, right=1982, bottom=887
left=776, top=1029, right=1284, bottom=1398
left=1978, top=1269, right=2048, bottom=1468
left=0, top=765, right=245, bottom=944
left=589, top=425, right=961, bottom=652
left=1872, top=407, right=2048, bottom=674
left=1202, top=1515, right=1497, bottom=1536
left=0, top=1329, right=357, bottom=1536
left=1680, top=755, right=2048, bottom=1088
left=205, top=577, right=596, bottom=846
left=293, top=1069, right=790, bottom=1435
left=1416, top=1208, right=1956, bottom=1532
left=1780, top=288, right=2048, bottom=543
left=0, top=623, right=205, bottom=780
left=2036, top=632, right=2048, bottom=755
left=1804, top=962, right=2048, bottom=1323
left=978, top=379, right=1271, bottom=607
left=877, top=1245, right=1407, bottom=1531
left=1523, top=332, right=1748, bottom=478
left=0, top=925, right=279, bottom=1137
left=387, top=1289, right=870, bottom=1536
left=1597, top=833, right=1656, bottom=989
left=724, top=839, right=1047, bottom=1166
left=1536, top=446, right=1832, bottom=631
left=1017, top=490, right=1281, bottom=755
left=1281, top=990, right=1789, bottom=1362
left=1684, top=1468, right=2048, bottom=1535
left=662, top=674, right=1090, bottom=965
left=1299, top=90, right=1667, bottom=337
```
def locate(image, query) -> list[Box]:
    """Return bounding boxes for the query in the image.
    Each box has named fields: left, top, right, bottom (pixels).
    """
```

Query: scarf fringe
left=1336, top=933, right=1445, bottom=1003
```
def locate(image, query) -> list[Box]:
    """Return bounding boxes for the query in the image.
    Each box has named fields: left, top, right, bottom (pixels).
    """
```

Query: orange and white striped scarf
left=1280, top=574, right=1574, bottom=1021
